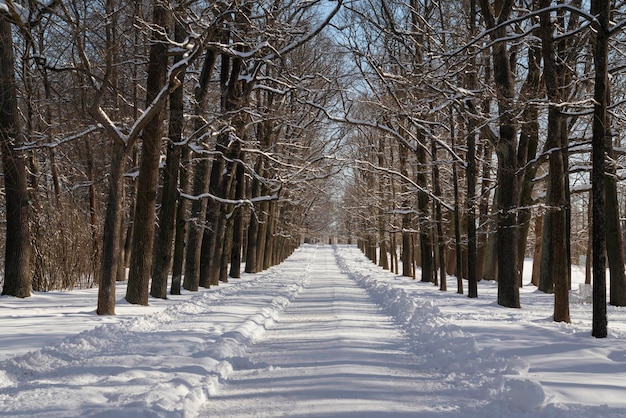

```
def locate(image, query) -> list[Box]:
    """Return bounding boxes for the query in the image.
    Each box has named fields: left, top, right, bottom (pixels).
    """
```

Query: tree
left=0, top=11, right=32, bottom=298
left=538, top=0, right=570, bottom=323
left=590, top=0, right=609, bottom=338
left=151, top=15, right=186, bottom=299
left=125, top=1, right=171, bottom=305
left=478, top=0, right=520, bottom=308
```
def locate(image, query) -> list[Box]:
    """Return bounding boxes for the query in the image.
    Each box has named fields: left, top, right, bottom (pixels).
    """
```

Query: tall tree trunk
left=126, top=3, right=170, bottom=305
left=479, top=0, right=520, bottom=308
left=604, top=100, right=626, bottom=306
left=416, top=136, right=432, bottom=283
left=182, top=49, right=217, bottom=291
left=151, top=19, right=186, bottom=299
left=378, top=137, right=390, bottom=270
left=477, top=141, right=493, bottom=280
left=229, top=156, right=246, bottom=278
left=0, top=16, right=32, bottom=298
left=531, top=215, right=543, bottom=287
left=465, top=0, right=479, bottom=298
left=245, top=156, right=263, bottom=273
left=431, top=134, right=446, bottom=291
left=590, top=0, right=609, bottom=338
left=200, top=134, right=229, bottom=287
left=98, top=143, right=125, bottom=314
left=451, top=109, right=463, bottom=294
left=539, top=1, right=571, bottom=322
left=515, top=45, right=541, bottom=288
left=398, top=142, right=413, bottom=278
left=170, top=145, right=190, bottom=295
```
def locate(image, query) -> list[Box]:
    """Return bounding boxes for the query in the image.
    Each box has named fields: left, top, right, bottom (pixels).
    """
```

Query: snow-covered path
left=202, top=247, right=465, bottom=417
left=4, top=244, right=626, bottom=417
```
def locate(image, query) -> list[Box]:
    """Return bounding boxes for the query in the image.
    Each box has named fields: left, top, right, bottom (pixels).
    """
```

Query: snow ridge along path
left=0, top=246, right=316, bottom=417
left=2, top=244, right=625, bottom=417
left=202, top=246, right=472, bottom=417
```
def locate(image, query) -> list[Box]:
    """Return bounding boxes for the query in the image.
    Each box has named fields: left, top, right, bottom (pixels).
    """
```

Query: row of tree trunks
left=125, top=3, right=170, bottom=306
left=538, top=0, right=570, bottom=323
left=150, top=17, right=186, bottom=300
left=182, top=49, right=218, bottom=292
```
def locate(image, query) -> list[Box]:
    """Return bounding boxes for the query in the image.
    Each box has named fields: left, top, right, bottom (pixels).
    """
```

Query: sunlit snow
left=1, top=244, right=626, bottom=417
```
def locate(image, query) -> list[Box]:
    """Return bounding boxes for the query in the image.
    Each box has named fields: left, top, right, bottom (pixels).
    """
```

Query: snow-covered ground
left=1, top=244, right=626, bottom=417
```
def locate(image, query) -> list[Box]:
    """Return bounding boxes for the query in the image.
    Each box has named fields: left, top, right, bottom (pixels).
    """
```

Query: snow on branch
left=354, top=159, right=454, bottom=212
left=16, top=125, right=99, bottom=150
left=179, top=191, right=279, bottom=207
left=0, top=0, right=59, bottom=27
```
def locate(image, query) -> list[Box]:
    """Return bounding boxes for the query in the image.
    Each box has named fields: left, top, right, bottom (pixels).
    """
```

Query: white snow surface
left=0, top=244, right=625, bottom=417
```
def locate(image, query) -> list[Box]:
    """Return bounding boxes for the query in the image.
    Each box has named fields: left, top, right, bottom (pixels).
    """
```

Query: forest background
left=0, top=0, right=625, bottom=338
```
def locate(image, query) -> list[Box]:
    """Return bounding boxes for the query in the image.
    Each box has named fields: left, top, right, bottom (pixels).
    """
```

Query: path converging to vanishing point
left=202, top=246, right=460, bottom=417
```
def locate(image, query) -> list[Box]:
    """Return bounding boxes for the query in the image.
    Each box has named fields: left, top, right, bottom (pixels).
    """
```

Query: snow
left=1, top=244, right=626, bottom=417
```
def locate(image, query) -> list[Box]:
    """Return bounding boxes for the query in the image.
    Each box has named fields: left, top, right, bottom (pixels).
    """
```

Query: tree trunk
left=451, top=109, right=463, bottom=294
left=98, top=143, right=125, bottom=314
left=182, top=50, right=217, bottom=291
left=431, top=134, right=447, bottom=291
left=539, top=0, right=571, bottom=321
left=201, top=134, right=230, bottom=287
left=531, top=215, right=543, bottom=287
left=479, top=0, right=520, bottom=308
left=477, top=141, right=493, bottom=281
left=170, top=144, right=190, bottom=295
left=245, top=157, right=263, bottom=273
left=151, top=20, right=186, bottom=299
left=515, top=44, right=541, bottom=288
left=0, top=16, right=32, bottom=298
left=590, top=0, right=609, bottom=338
left=398, top=142, right=413, bottom=278
left=229, top=156, right=246, bottom=278
left=604, top=103, right=626, bottom=306
left=126, top=3, right=170, bottom=305
left=416, top=136, right=432, bottom=283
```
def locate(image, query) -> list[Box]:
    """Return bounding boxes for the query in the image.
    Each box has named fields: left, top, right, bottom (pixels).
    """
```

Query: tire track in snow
left=201, top=246, right=469, bottom=417
left=0, top=246, right=317, bottom=417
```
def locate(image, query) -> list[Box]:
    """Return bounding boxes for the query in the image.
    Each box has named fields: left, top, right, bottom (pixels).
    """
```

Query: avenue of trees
left=0, top=0, right=625, bottom=338
left=333, top=0, right=626, bottom=337
left=0, top=0, right=343, bottom=313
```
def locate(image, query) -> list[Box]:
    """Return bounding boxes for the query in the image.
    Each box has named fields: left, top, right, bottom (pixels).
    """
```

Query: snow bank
left=0, top=246, right=316, bottom=417
left=333, top=245, right=545, bottom=414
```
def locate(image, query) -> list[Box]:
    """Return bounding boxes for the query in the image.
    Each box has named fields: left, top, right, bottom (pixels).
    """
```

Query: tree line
left=333, top=0, right=625, bottom=338
left=1, top=0, right=625, bottom=338
left=0, top=0, right=344, bottom=314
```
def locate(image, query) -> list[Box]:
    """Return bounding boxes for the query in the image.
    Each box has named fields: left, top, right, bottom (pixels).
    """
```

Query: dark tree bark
left=170, top=144, right=190, bottom=295
left=126, top=3, right=170, bottom=305
left=590, top=0, right=609, bottom=338
left=97, top=143, right=125, bottom=314
left=151, top=19, right=186, bottom=299
left=378, top=137, right=390, bottom=271
left=245, top=155, right=263, bottom=273
left=604, top=96, right=626, bottom=306
left=465, top=0, right=478, bottom=298
left=516, top=45, right=541, bottom=289
left=416, top=136, right=433, bottom=283
left=451, top=110, right=463, bottom=295
left=431, top=134, right=446, bottom=291
left=539, top=0, right=570, bottom=323
left=0, top=16, right=32, bottom=298
left=398, top=142, right=413, bottom=278
left=479, top=0, right=520, bottom=308
left=182, top=49, right=218, bottom=291
left=229, top=156, right=246, bottom=278
left=606, top=159, right=626, bottom=306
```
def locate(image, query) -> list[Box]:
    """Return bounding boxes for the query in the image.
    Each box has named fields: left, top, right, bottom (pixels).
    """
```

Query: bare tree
left=0, top=11, right=32, bottom=298
left=591, top=0, right=610, bottom=338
